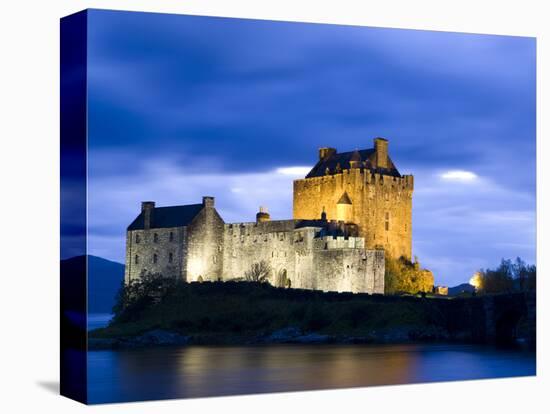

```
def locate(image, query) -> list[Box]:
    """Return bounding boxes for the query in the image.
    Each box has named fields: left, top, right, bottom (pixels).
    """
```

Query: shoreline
left=88, top=326, right=534, bottom=350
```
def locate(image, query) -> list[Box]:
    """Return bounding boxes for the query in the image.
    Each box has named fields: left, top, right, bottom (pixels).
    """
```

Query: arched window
left=169, top=232, right=174, bottom=242
left=135, top=234, right=140, bottom=243
left=385, top=212, right=390, bottom=231
left=168, top=252, right=173, bottom=263
left=135, top=255, right=139, bottom=264
left=154, top=233, right=159, bottom=243
left=153, top=253, right=158, bottom=264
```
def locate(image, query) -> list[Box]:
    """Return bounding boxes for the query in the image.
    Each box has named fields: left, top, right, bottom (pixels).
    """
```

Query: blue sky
left=85, top=9, right=536, bottom=287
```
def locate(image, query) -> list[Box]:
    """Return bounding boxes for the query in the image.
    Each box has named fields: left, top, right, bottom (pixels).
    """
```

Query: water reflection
left=87, top=344, right=535, bottom=404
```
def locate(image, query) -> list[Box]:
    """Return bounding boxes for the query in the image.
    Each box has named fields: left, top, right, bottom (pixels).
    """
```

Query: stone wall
left=312, top=248, right=384, bottom=294
left=221, top=219, right=385, bottom=294
left=293, top=169, right=413, bottom=260
left=125, top=226, right=186, bottom=283
left=125, top=206, right=385, bottom=295
left=184, top=203, right=225, bottom=282
left=222, top=220, right=298, bottom=284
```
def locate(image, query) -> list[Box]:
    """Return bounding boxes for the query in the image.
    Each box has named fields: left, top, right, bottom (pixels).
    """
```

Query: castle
left=125, top=138, right=413, bottom=294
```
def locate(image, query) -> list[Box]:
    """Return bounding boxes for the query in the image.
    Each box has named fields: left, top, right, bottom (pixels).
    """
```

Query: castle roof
left=337, top=192, right=352, bottom=205
left=350, top=149, right=361, bottom=163
left=127, top=204, right=203, bottom=231
left=306, top=148, right=401, bottom=178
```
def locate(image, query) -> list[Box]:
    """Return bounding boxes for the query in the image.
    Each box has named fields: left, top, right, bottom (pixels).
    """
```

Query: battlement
left=225, top=219, right=295, bottom=232
left=313, top=235, right=365, bottom=250
left=294, top=169, right=414, bottom=190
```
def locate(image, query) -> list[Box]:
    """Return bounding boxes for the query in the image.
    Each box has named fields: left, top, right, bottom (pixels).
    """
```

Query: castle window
left=154, top=233, right=159, bottom=243
left=153, top=254, right=158, bottom=264
left=135, top=255, right=139, bottom=264
left=168, top=252, right=173, bottom=263
left=135, top=234, right=140, bottom=244
left=169, top=232, right=174, bottom=242
left=385, top=212, right=390, bottom=231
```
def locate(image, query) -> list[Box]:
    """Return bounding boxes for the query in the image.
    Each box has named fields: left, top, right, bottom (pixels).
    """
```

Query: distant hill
left=61, top=255, right=125, bottom=314
left=448, top=283, right=475, bottom=296
left=88, top=255, right=125, bottom=313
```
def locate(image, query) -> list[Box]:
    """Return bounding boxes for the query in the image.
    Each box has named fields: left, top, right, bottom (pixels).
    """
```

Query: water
left=87, top=343, right=535, bottom=404
left=87, top=313, right=113, bottom=331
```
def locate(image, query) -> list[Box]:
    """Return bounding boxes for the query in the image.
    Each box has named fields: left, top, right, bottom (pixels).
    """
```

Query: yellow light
left=469, top=272, right=482, bottom=289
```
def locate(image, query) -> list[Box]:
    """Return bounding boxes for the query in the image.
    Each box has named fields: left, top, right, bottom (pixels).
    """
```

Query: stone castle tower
left=293, top=138, right=413, bottom=260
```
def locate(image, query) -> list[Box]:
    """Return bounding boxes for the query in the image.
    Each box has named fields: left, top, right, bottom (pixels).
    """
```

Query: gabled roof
left=305, top=148, right=401, bottom=178
left=127, top=204, right=204, bottom=231
left=337, top=192, right=352, bottom=205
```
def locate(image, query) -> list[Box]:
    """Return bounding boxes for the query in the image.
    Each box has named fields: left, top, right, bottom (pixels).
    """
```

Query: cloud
left=81, top=10, right=536, bottom=287
left=439, top=170, right=478, bottom=181
left=276, top=167, right=312, bottom=176
left=412, top=168, right=535, bottom=286
left=87, top=159, right=304, bottom=264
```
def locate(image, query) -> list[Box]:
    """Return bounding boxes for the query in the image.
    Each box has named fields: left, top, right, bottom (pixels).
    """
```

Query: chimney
left=141, top=201, right=155, bottom=230
left=374, top=137, right=389, bottom=169
left=319, top=147, right=337, bottom=161
left=256, top=206, right=271, bottom=223
left=202, top=196, right=215, bottom=208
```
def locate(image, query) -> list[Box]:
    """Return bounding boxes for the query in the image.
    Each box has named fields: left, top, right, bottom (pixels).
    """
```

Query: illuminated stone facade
left=293, top=138, right=413, bottom=260
left=125, top=137, right=413, bottom=294
left=125, top=200, right=385, bottom=294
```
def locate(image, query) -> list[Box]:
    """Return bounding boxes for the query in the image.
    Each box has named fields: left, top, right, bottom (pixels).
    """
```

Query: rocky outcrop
left=88, top=329, right=189, bottom=349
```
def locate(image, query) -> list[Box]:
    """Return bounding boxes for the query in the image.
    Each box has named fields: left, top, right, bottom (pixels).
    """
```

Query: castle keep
left=125, top=138, right=413, bottom=295
left=294, top=138, right=413, bottom=260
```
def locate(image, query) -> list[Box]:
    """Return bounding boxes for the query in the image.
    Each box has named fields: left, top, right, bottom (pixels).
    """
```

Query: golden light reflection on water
left=172, top=345, right=420, bottom=396
left=89, top=344, right=535, bottom=403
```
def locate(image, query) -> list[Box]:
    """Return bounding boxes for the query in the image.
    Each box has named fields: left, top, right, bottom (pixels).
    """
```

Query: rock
left=132, top=329, right=189, bottom=346
left=88, top=330, right=189, bottom=349
left=263, top=327, right=331, bottom=344
left=265, top=327, right=303, bottom=343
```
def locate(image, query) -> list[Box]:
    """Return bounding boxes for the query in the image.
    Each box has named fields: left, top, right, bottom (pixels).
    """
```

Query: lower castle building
left=125, top=137, right=413, bottom=295
left=125, top=197, right=385, bottom=294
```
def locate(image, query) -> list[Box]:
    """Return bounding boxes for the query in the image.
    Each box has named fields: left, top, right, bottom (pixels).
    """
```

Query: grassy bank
left=90, top=281, right=450, bottom=343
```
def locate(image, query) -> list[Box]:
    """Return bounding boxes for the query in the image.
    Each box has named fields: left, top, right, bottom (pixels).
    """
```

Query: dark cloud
left=82, top=9, right=536, bottom=286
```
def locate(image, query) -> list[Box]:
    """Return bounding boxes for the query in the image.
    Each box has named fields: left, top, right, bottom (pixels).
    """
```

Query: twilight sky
left=85, top=9, right=536, bottom=287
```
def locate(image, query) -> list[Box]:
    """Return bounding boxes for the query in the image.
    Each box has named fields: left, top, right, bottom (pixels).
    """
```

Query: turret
left=336, top=192, right=352, bottom=223
left=349, top=149, right=361, bottom=169
left=256, top=206, right=271, bottom=223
